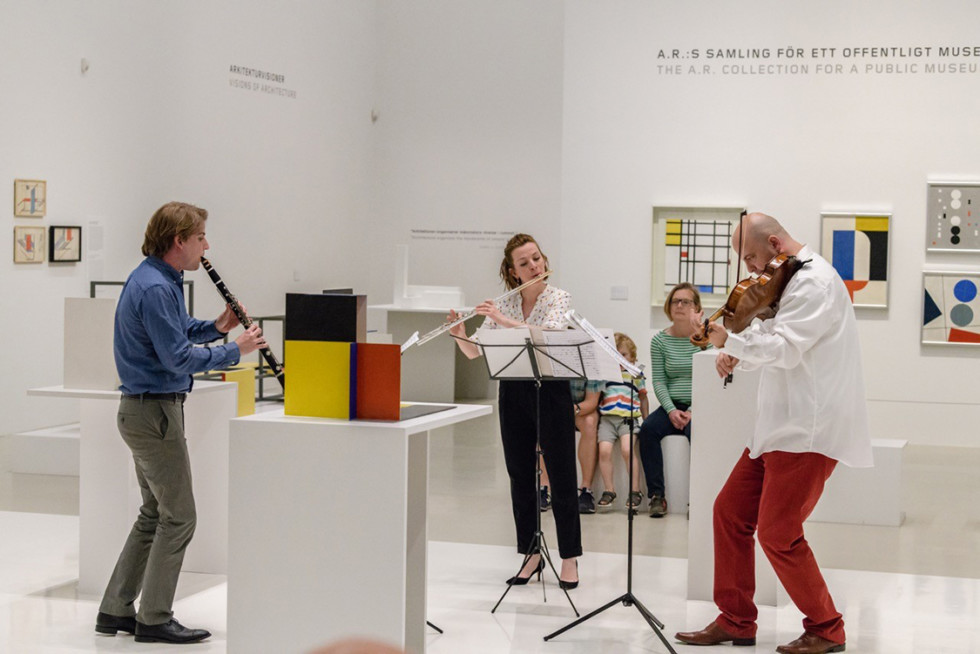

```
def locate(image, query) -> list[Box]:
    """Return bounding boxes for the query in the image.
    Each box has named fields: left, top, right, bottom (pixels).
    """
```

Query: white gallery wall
left=1, top=1, right=378, bottom=434
left=3, top=0, right=979, bottom=449
left=367, top=0, right=566, bottom=305
left=559, top=0, right=980, bottom=447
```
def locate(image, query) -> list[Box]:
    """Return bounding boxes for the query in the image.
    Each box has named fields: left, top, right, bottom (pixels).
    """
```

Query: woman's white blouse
left=481, top=284, right=571, bottom=330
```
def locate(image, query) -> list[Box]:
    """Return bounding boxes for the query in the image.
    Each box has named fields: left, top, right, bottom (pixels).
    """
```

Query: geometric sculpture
left=821, top=212, right=890, bottom=308
left=284, top=293, right=400, bottom=419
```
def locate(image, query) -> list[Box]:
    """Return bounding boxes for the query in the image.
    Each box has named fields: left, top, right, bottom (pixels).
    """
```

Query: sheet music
left=536, top=329, right=620, bottom=381
left=474, top=326, right=622, bottom=381
left=564, top=310, right=644, bottom=379
left=474, top=327, right=538, bottom=378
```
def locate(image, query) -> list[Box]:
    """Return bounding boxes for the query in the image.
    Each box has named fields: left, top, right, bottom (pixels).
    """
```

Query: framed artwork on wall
left=13, top=225, right=46, bottom=263
left=14, top=179, right=47, bottom=217
left=49, top=225, right=82, bottom=262
left=922, top=271, right=980, bottom=345
left=925, top=181, right=980, bottom=253
left=650, top=205, right=744, bottom=308
left=820, top=212, right=890, bottom=308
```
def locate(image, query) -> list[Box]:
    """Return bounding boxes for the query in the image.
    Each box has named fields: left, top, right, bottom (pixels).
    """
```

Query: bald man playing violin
left=675, top=213, right=873, bottom=654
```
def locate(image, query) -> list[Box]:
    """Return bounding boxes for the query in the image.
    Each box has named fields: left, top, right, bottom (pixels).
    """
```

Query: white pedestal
left=369, top=305, right=495, bottom=402
left=809, top=438, right=906, bottom=526
left=689, top=351, right=778, bottom=606
left=227, top=403, right=492, bottom=654
left=662, top=434, right=691, bottom=515
left=27, top=382, right=237, bottom=595
left=63, top=297, right=119, bottom=390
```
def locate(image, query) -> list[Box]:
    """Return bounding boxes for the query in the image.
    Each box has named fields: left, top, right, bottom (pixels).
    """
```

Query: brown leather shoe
left=776, top=632, right=845, bottom=654
left=675, top=621, right=756, bottom=646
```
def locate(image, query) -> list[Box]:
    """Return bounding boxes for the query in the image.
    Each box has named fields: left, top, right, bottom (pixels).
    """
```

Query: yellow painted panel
left=855, top=216, right=888, bottom=232
left=219, top=368, right=255, bottom=417
left=284, top=340, right=353, bottom=419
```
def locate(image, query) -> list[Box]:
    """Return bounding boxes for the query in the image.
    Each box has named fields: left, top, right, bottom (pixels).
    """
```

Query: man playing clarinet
left=95, top=201, right=265, bottom=644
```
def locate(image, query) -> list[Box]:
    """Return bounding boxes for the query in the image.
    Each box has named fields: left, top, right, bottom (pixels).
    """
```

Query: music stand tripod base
left=543, top=382, right=677, bottom=654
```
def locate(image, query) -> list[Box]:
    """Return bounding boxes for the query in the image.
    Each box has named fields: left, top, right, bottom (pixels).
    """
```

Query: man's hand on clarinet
left=216, top=302, right=246, bottom=334
left=235, top=324, right=266, bottom=356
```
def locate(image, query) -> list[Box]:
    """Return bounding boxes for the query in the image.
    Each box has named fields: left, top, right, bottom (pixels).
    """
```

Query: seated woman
left=637, top=283, right=706, bottom=518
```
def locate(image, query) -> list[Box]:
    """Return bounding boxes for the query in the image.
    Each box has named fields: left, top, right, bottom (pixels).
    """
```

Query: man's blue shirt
left=114, top=257, right=240, bottom=394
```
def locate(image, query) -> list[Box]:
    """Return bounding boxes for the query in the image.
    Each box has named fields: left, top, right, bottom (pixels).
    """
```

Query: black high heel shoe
left=558, top=559, right=579, bottom=590
left=506, top=556, right=545, bottom=585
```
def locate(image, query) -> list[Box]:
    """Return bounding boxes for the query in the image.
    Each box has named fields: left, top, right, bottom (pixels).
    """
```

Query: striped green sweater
left=649, top=330, right=707, bottom=412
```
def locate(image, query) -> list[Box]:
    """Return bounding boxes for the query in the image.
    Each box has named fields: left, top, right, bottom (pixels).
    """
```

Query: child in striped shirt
left=595, top=333, right=649, bottom=511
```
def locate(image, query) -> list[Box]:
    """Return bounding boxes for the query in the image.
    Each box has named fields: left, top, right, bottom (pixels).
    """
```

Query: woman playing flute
left=450, top=233, right=581, bottom=589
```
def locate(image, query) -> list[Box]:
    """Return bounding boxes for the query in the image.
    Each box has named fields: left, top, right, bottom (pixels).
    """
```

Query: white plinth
left=662, top=434, right=691, bottom=515
left=369, top=305, right=495, bottom=401
left=227, top=403, right=492, bottom=654
left=27, top=382, right=237, bottom=595
left=63, top=297, right=119, bottom=390
left=809, top=438, right=906, bottom=526
left=689, top=351, right=778, bottom=606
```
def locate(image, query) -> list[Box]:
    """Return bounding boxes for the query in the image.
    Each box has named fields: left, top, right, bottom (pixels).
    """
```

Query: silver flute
left=402, top=270, right=553, bottom=352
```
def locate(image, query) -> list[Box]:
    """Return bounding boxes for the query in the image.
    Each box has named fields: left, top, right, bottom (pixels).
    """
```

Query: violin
left=690, top=254, right=805, bottom=349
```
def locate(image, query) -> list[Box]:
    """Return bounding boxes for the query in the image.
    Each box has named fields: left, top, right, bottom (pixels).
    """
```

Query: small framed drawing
left=14, top=179, right=47, bottom=217
left=925, top=181, right=980, bottom=253
left=49, top=225, right=82, bottom=262
left=922, top=271, right=980, bottom=345
left=13, top=225, right=46, bottom=263
left=820, top=212, right=890, bottom=308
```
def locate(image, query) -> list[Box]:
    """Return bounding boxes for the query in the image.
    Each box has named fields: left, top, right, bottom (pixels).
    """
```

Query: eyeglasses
left=670, top=298, right=695, bottom=307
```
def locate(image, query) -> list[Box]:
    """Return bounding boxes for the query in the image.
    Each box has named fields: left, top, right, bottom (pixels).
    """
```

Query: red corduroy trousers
left=712, top=448, right=845, bottom=645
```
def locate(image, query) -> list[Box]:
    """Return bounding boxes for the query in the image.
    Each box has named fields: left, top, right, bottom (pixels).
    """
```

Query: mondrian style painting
left=663, top=219, right=733, bottom=296
left=652, top=207, right=743, bottom=306
left=820, top=213, right=889, bottom=308
left=926, top=182, right=980, bottom=253
left=922, top=272, right=980, bottom=345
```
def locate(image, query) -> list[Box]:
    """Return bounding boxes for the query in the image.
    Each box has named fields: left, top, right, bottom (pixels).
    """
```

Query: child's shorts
left=597, top=415, right=639, bottom=444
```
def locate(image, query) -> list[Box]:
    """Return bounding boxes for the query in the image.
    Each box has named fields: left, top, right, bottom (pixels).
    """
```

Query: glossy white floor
left=2, top=402, right=979, bottom=653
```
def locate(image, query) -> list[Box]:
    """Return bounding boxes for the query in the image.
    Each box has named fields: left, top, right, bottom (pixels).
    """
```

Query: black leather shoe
left=135, top=618, right=211, bottom=644
left=95, top=612, right=136, bottom=635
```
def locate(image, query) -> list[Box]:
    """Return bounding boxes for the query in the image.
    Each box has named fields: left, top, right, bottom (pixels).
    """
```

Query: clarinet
left=200, top=256, right=285, bottom=389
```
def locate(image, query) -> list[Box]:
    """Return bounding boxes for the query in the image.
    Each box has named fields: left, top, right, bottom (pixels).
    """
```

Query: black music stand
left=543, top=374, right=677, bottom=653
left=456, top=332, right=588, bottom=617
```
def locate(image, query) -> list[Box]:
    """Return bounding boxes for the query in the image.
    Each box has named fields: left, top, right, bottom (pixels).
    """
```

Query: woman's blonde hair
left=663, top=282, right=702, bottom=319
left=142, top=201, right=208, bottom=258
left=499, top=233, right=550, bottom=290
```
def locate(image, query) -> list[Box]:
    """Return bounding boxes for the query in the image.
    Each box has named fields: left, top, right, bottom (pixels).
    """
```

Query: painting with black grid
left=663, top=219, right=733, bottom=296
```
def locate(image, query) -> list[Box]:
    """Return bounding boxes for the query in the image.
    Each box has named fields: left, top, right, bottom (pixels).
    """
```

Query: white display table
left=369, top=305, right=494, bottom=402
left=27, top=382, right=237, bottom=595
left=226, top=403, right=492, bottom=654
left=688, top=351, right=779, bottom=606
